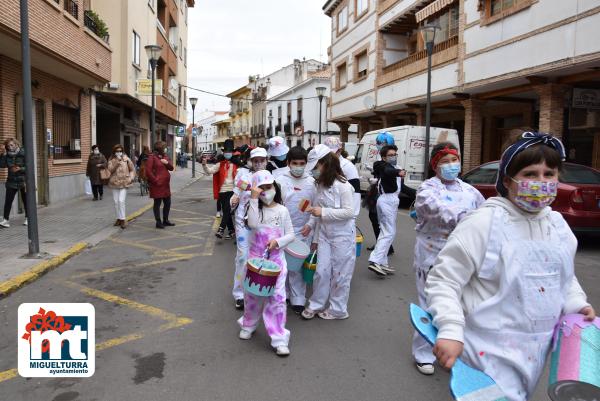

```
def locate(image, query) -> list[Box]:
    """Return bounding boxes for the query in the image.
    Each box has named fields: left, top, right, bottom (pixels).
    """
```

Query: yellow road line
left=202, top=217, right=220, bottom=256
left=167, top=244, right=201, bottom=252
left=69, top=255, right=199, bottom=279
left=126, top=202, right=153, bottom=222
left=0, top=242, right=88, bottom=298
left=95, top=333, right=144, bottom=351
left=0, top=369, right=17, bottom=384
left=108, top=237, right=169, bottom=254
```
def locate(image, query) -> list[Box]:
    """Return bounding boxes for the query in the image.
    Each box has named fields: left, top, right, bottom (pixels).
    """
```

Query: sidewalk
left=0, top=162, right=208, bottom=296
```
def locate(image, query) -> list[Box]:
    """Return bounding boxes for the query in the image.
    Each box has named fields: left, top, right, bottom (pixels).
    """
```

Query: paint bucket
left=548, top=314, right=600, bottom=401
left=244, top=258, right=281, bottom=297
left=284, top=239, right=310, bottom=272
left=355, top=227, right=364, bottom=257
left=302, top=252, right=317, bottom=284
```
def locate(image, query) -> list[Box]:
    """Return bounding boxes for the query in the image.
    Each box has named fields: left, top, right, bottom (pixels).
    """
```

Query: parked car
left=462, top=161, right=600, bottom=234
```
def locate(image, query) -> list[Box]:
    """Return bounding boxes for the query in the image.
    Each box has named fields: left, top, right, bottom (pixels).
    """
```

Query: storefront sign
left=572, top=88, right=600, bottom=109
left=136, top=79, right=163, bottom=96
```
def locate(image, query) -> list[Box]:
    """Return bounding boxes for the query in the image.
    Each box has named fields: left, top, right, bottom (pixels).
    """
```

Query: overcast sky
left=187, top=0, right=332, bottom=118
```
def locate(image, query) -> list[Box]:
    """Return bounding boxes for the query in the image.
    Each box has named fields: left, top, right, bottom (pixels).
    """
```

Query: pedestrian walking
left=301, top=145, right=356, bottom=320
left=426, top=132, right=596, bottom=400
left=107, top=144, right=135, bottom=229
left=212, top=153, right=225, bottom=217
left=266, top=136, right=289, bottom=178
left=0, top=138, right=27, bottom=228
left=275, top=146, right=316, bottom=314
left=411, top=142, right=484, bottom=376
left=145, top=141, right=175, bottom=229
left=230, top=146, right=267, bottom=310
left=324, top=137, right=361, bottom=217
left=238, top=170, right=295, bottom=357
left=86, top=145, right=108, bottom=201
left=203, top=139, right=237, bottom=240
left=367, top=144, right=406, bottom=277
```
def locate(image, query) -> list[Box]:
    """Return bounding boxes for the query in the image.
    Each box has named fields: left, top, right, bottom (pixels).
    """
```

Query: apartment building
left=94, top=0, right=194, bottom=161
left=324, top=0, right=600, bottom=169
left=197, top=111, right=228, bottom=152
left=0, top=0, right=111, bottom=209
left=226, top=85, right=252, bottom=148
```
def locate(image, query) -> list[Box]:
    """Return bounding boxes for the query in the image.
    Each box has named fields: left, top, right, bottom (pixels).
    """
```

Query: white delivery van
left=354, top=126, right=460, bottom=193
left=343, top=142, right=359, bottom=161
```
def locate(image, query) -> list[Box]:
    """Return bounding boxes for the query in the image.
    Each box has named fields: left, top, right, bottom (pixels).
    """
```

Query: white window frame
left=337, top=6, right=348, bottom=34
left=132, top=31, right=141, bottom=66
left=356, top=0, right=368, bottom=17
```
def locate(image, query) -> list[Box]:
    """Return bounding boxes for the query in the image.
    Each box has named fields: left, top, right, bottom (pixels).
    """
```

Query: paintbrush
left=409, top=304, right=508, bottom=401
left=298, top=198, right=311, bottom=212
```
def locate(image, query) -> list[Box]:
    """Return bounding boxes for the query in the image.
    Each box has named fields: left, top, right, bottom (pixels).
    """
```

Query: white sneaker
left=216, top=211, right=222, bottom=218
left=416, top=362, right=435, bottom=375
left=23, top=218, right=28, bottom=226
left=368, top=262, right=387, bottom=277
left=0, top=219, right=10, bottom=228
left=380, top=265, right=395, bottom=274
left=275, top=346, right=290, bottom=357
left=239, top=329, right=252, bottom=340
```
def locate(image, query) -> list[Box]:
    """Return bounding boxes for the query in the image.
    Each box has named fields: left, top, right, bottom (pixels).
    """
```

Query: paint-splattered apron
left=238, top=222, right=290, bottom=348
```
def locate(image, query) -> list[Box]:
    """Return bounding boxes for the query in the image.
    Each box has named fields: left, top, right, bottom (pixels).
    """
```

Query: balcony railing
left=64, top=0, right=79, bottom=20
left=84, top=10, right=109, bottom=43
left=382, top=35, right=459, bottom=74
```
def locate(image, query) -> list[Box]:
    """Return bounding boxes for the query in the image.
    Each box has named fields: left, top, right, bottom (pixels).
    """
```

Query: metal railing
left=64, top=0, right=79, bottom=20
left=382, top=35, right=459, bottom=73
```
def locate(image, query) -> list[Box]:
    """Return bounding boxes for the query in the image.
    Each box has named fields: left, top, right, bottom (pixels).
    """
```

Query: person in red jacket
left=145, top=140, right=175, bottom=229
left=203, top=139, right=237, bottom=239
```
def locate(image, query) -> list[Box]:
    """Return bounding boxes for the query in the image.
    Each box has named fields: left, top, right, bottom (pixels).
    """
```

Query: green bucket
left=302, top=252, right=317, bottom=284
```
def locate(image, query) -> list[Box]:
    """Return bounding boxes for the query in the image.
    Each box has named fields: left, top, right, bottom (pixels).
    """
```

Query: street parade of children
left=200, top=131, right=597, bottom=401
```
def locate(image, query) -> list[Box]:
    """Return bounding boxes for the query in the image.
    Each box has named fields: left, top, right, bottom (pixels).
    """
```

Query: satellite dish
left=363, top=96, right=376, bottom=111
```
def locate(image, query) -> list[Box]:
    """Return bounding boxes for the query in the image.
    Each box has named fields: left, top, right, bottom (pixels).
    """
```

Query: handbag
left=99, top=167, right=111, bottom=181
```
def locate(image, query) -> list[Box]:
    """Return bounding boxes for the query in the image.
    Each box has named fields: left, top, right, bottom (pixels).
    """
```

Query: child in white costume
left=412, top=142, right=484, bottom=375
left=426, top=132, right=595, bottom=401
left=275, top=146, right=315, bottom=313
left=301, top=145, right=356, bottom=320
left=238, top=170, right=295, bottom=356
left=230, top=147, right=268, bottom=309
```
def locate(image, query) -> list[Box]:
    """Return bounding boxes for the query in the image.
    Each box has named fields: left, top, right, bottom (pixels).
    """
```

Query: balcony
left=84, top=10, right=109, bottom=44
left=378, top=35, right=459, bottom=86
left=64, top=0, right=79, bottom=19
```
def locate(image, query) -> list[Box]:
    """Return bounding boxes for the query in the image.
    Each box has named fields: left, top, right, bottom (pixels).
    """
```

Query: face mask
left=510, top=178, right=558, bottom=212
left=386, top=156, right=397, bottom=165
left=260, top=188, right=276, bottom=206
left=93, top=149, right=100, bottom=155
left=439, top=162, right=461, bottom=181
left=253, top=161, right=267, bottom=171
left=274, top=154, right=287, bottom=161
left=115, top=152, right=123, bottom=158
left=311, top=168, right=321, bottom=180
left=290, top=166, right=305, bottom=178
left=224, top=152, right=233, bottom=160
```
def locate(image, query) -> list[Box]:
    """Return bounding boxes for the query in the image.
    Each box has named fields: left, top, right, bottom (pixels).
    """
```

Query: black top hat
left=223, top=139, right=235, bottom=152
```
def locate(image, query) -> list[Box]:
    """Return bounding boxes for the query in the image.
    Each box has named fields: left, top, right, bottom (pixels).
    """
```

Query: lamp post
left=145, top=44, right=162, bottom=147
left=419, top=24, right=440, bottom=176
left=316, top=86, right=326, bottom=144
left=189, top=97, right=198, bottom=178
left=268, top=110, right=273, bottom=139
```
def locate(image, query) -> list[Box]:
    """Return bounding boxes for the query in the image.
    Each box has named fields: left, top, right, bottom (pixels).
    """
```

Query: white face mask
left=93, top=149, right=100, bottom=155
left=260, top=188, right=276, bottom=205
left=290, top=166, right=305, bottom=178
left=115, top=152, right=123, bottom=158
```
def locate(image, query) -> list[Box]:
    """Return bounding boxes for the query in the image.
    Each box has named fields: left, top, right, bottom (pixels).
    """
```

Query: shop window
left=336, top=62, right=348, bottom=90
left=354, top=49, right=368, bottom=81
left=52, top=104, right=81, bottom=160
left=337, top=6, right=348, bottom=35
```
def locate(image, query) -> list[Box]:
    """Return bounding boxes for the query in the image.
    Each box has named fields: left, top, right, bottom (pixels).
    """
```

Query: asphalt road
left=0, top=179, right=598, bottom=401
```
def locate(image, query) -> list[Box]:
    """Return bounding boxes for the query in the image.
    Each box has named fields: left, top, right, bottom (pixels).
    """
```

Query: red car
left=462, top=161, right=600, bottom=234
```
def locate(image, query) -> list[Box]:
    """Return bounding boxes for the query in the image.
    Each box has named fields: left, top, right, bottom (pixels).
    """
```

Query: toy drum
left=548, top=314, right=600, bottom=401
left=284, top=240, right=310, bottom=272
left=244, top=258, right=281, bottom=297
left=302, top=252, right=317, bottom=284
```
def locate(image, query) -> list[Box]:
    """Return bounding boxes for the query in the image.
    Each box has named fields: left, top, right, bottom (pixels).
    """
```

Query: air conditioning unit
left=70, top=139, right=81, bottom=151
left=569, top=109, right=600, bottom=129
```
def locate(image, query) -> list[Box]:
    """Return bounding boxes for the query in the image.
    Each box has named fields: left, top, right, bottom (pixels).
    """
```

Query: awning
left=416, top=0, right=456, bottom=23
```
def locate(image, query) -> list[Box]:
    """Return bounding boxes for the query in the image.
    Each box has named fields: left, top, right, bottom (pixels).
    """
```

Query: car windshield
left=462, top=162, right=500, bottom=185
left=560, top=164, right=600, bottom=184
left=355, top=144, right=364, bottom=164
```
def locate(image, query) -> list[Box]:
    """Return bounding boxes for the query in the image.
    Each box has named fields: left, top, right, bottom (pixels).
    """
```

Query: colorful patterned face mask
left=510, top=178, right=558, bottom=212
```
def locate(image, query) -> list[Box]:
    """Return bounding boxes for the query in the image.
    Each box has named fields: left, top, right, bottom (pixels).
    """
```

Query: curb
left=0, top=176, right=204, bottom=298
left=0, top=242, right=88, bottom=299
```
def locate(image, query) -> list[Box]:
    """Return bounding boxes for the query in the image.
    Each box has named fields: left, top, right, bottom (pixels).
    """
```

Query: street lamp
left=145, top=44, right=162, bottom=146
left=268, top=110, right=273, bottom=139
left=189, top=97, right=198, bottom=178
left=316, top=86, right=326, bottom=144
left=419, top=23, right=440, bottom=176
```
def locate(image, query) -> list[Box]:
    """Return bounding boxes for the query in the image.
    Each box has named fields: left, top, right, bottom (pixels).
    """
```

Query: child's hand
left=300, top=225, right=311, bottom=237
left=309, top=206, right=322, bottom=217
left=310, top=243, right=318, bottom=252
left=267, top=239, right=279, bottom=251
left=580, top=306, right=596, bottom=321
left=433, top=339, right=463, bottom=370
left=250, top=186, right=263, bottom=199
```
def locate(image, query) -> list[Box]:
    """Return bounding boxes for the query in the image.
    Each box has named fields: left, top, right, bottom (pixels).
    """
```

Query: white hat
left=251, top=170, right=275, bottom=188
left=324, top=136, right=342, bottom=152
left=250, top=147, right=268, bottom=159
left=306, top=144, right=333, bottom=172
left=267, top=136, right=289, bottom=157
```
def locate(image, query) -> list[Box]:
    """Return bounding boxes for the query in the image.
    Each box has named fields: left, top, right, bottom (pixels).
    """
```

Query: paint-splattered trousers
left=232, top=217, right=250, bottom=301
left=238, top=266, right=290, bottom=348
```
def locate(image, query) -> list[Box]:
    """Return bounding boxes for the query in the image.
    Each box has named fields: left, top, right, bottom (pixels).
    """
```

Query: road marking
left=69, top=254, right=200, bottom=279
left=0, top=369, right=17, bottom=383
left=168, top=244, right=202, bottom=252
left=202, top=217, right=220, bottom=256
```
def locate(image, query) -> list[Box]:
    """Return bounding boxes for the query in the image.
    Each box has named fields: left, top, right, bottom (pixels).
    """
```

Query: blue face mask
left=224, top=153, right=233, bottom=160
left=439, top=162, right=461, bottom=181
left=274, top=154, right=287, bottom=161
left=311, top=169, right=321, bottom=179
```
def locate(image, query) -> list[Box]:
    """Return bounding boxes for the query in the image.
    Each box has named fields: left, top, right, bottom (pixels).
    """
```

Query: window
left=132, top=31, right=141, bottom=66
left=336, top=62, right=348, bottom=90
left=354, top=50, right=368, bottom=80
left=184, top=90, right=187, bottom=110
left=337, top=6, right=348, bottom=34
left=148, top=0, right=155, bottom=10
left=355, top=0, right=368, bottom=18
left=184, top=47, right=187, bottom=67
left=297, top=97, right=303, bottom=125
left=52, top=104, right=81, bottom=160
left=462, top=162, right=499, bottom=185
left=481, top=0, right=533, bottom=24
left=422, top=4, right=459, bottom=45
left=179, top=38, right=183, bottom=59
